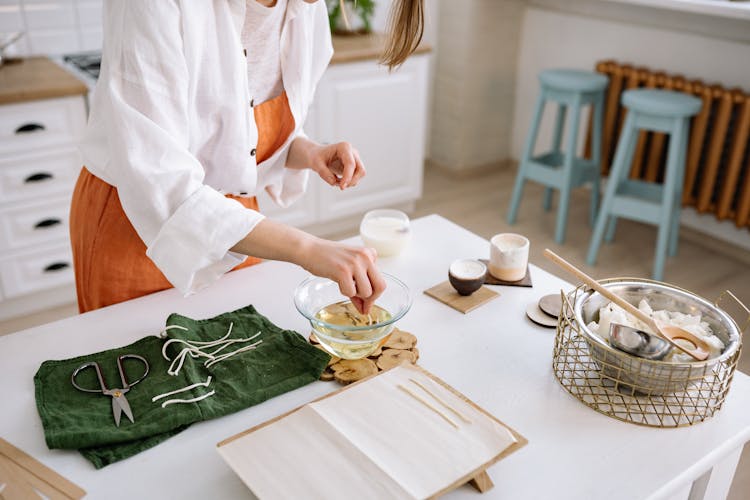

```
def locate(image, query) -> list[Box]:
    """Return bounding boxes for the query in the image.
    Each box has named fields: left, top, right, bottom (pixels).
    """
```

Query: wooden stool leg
left=654, top=117, right=685, bottom=281
left=508, top=92, right=546, bottom=224
left=669, top=119, right=689, bottom=257
left=588, top=112, right=638, bottom=265
left=555, top=95, right=582, bottom=244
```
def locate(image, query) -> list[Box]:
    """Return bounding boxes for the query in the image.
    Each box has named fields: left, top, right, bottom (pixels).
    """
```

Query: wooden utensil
left=543, top=249, right=710, bottom=361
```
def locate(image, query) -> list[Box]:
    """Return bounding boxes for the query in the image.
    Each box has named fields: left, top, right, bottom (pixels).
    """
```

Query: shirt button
left=243, top=48, right=247, bottom=57
left=250, top=98, right=254, bottom=108
left=250, top=148, right=256, bottom=157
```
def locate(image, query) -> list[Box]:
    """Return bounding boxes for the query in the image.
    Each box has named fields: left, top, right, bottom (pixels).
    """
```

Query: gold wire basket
left=552, top=278, right=747, bottom=428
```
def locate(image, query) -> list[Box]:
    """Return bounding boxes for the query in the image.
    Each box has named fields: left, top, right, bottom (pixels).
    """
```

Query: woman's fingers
left=349, top=150, right=366, bottom=187
left=361, top=265, right=386, bottom=313
left=315, top=158, right=338, bottom=186
left=337, top=143, right=357, bottom=189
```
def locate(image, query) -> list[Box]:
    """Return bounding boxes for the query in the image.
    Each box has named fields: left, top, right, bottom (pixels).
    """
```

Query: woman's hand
left=300, top=239, right=386, bottom=314
left=286, top=137, right=366, bottom=190
left=231, top=219, right=386, bottom=314
left=308, top=141, right=366, bottom=190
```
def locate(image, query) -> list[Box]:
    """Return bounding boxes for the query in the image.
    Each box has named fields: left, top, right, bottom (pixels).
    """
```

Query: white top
left=1, top=215, right=749, bottom=499
left=79, top=0, right=333, bottom=295
left=242, top=0, right=287, bottom=105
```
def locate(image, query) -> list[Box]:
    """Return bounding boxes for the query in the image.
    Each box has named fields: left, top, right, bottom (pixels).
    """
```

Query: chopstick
left=397, top=384, right=459, bottom=429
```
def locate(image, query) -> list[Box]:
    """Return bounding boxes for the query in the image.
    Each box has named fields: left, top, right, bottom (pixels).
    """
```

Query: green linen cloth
left=34, top=305, right=329, bottom=468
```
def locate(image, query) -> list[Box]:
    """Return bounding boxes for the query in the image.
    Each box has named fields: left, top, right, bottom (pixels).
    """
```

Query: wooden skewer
left=409, top=378, right=471, bottom=423
left=398, top=384, right=459, bottom=429
left=543, top=249, right=710, bottom=361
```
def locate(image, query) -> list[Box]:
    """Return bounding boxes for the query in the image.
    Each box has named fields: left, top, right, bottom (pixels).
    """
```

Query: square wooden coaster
left=479, top=259, right=533, bottom=287
left=424, top=281, right=499, bottom=314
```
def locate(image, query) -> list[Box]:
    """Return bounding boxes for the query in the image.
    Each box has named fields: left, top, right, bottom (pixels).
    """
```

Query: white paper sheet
left=218, top=365, right=517, bottom=500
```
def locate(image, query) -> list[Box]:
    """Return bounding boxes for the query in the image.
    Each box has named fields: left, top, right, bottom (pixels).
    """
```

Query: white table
left=2, top=215, right=749, bottom=500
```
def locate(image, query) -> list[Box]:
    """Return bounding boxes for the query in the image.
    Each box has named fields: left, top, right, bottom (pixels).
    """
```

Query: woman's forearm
left=229, top=218, right=386, bottom=313
left=230, top=218, right=315, bottom=266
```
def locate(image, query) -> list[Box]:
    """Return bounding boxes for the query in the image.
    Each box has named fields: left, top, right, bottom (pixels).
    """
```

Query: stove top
left=63, top=52, right=101, bottom=80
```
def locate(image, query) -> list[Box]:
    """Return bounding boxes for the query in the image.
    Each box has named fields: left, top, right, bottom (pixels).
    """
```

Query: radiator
left=584, top=60, right=750, bottom=229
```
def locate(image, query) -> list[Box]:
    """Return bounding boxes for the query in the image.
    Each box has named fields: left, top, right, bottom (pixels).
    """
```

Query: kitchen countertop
left=1, top=214, right=749, bottom=499
left=0, top=56, right=88, bottom=106
left=331, top=32, right=432, bottom=65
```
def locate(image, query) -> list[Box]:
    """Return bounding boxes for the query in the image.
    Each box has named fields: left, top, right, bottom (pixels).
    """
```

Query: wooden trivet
left=538, top=293, right=562, bottom=318
left=424, top=281, right=499, bottom=314
left=309, top=329, right=419, bottom=385
left=478, top=259, right=533, bottom=287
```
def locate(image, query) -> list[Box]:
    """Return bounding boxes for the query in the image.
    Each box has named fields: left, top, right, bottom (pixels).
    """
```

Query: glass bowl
left=294, top=273, right=412, bottom=359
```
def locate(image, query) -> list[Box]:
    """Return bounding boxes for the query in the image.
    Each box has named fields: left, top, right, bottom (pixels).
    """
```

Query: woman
left=71, top=0, right=424, bottom=314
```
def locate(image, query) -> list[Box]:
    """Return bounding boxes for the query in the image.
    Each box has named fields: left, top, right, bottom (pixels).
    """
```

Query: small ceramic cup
left=448, top=259, right=487, bottom=296
left=489, top=233, right=529, bottom=282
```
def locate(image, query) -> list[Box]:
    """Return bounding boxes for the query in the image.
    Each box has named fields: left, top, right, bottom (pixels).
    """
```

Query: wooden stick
left=409, top=378, right=471, bottom=423
left=0, top=439, right=85, bottom=499
left=397, top=384, right=459, bottom=429
left=543, top=249, right=709, bottom=361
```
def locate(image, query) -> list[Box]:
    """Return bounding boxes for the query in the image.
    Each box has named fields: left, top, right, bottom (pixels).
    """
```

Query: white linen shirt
left=79, top=0, right=333, bottom=295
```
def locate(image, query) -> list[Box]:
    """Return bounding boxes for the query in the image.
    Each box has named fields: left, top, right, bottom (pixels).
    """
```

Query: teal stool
left=586, top=89, right=702, bottom=281
left=508, top=68, right=608, bottom=244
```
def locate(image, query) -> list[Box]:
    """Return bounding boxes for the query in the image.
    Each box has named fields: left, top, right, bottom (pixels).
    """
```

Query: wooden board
left=424, top=281, right=499, bottom=314
left=479, top=260, right=533, bottom=287
left=217, top=363, right=527, bottom=499
left=0, top=57, right=87, bottom=105
left=0, top=438, right=85, bottom=499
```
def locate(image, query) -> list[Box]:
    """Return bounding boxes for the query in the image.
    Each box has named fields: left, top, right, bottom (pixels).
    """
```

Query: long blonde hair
left=380, top=0, right=424, bottom=69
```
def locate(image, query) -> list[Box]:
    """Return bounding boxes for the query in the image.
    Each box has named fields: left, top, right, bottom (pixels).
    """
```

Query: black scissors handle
left=71, top=354, right=149, bottom=393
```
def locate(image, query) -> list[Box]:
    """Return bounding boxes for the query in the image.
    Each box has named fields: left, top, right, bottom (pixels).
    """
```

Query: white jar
left=359, top=209, right=411, bottom=257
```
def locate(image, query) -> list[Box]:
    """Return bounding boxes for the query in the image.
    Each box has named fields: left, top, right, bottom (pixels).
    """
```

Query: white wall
left=429, top=0, right=525, bottom=172
left=0, top=0, right=102, bottom=56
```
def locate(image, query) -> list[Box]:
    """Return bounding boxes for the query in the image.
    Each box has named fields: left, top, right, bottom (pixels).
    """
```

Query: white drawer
left=0, top=148, right=81, bottom=204
left=0, top=245, right=74, bottom=299
left=0, top=197, right=71, bottom=252
left=0, top=96, right=87, bottom=155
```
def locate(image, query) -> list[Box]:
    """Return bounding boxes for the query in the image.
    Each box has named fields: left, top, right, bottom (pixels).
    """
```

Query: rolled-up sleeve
left=93, top=0, right=262, bottom=294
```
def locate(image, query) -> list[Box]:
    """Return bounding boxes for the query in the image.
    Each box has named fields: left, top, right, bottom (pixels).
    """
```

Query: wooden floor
left=1, top=164, right=749, bottom=497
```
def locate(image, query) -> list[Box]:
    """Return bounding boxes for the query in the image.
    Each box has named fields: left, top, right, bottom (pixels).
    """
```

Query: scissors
left=71, top=354, right=149, bottom=427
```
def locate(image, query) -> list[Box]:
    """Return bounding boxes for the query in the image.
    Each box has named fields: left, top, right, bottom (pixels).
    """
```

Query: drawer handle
left=24, top=172, right=54, bottom=183
left=43, top=262, right=70, bottom=273
left=34, top=218, right=62, bottom=229
left=15, top=123, right=46, bottom=134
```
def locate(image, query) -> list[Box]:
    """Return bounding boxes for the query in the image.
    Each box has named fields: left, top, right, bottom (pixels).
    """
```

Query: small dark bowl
left=448, top=259, right=487, bottom=296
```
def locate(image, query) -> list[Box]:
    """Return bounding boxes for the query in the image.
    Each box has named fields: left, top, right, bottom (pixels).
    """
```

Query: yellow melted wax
left=314, top=301, right=393, bottom=359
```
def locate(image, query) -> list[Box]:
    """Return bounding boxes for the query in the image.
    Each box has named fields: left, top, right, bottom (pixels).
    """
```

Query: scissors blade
left=116, top=394, right=135, bottom=424
left=111, top=397, right=122, bottom=427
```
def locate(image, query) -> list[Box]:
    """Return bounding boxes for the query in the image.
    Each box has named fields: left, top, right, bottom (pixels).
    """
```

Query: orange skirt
left=70, top=91, right=296, bottom=313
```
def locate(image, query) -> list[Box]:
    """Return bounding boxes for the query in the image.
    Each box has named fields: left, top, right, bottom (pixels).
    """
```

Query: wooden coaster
left=525, top=303, right=558, bottom=328
left=424, top=281, right=499, bottom=314
left=538, top=293, right=563, bottom=318
left=478, top=259, right=533, bottom=287
left=311, top=328, right=419, bottom=385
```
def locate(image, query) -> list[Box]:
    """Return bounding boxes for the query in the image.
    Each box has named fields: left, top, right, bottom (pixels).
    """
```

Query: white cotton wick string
left=151, top=376, right=213, bottom=403
left=160, top=323, right=263, bottom=376
left=160, top=390, right=216, bottom=408
left=157, top=324, right=189, bottom=338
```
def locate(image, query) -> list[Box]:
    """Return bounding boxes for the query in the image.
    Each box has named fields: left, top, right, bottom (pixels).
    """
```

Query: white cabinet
left=0, top=95, right=86, bottom=320
left=257, top=53, right=430, bottom=233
